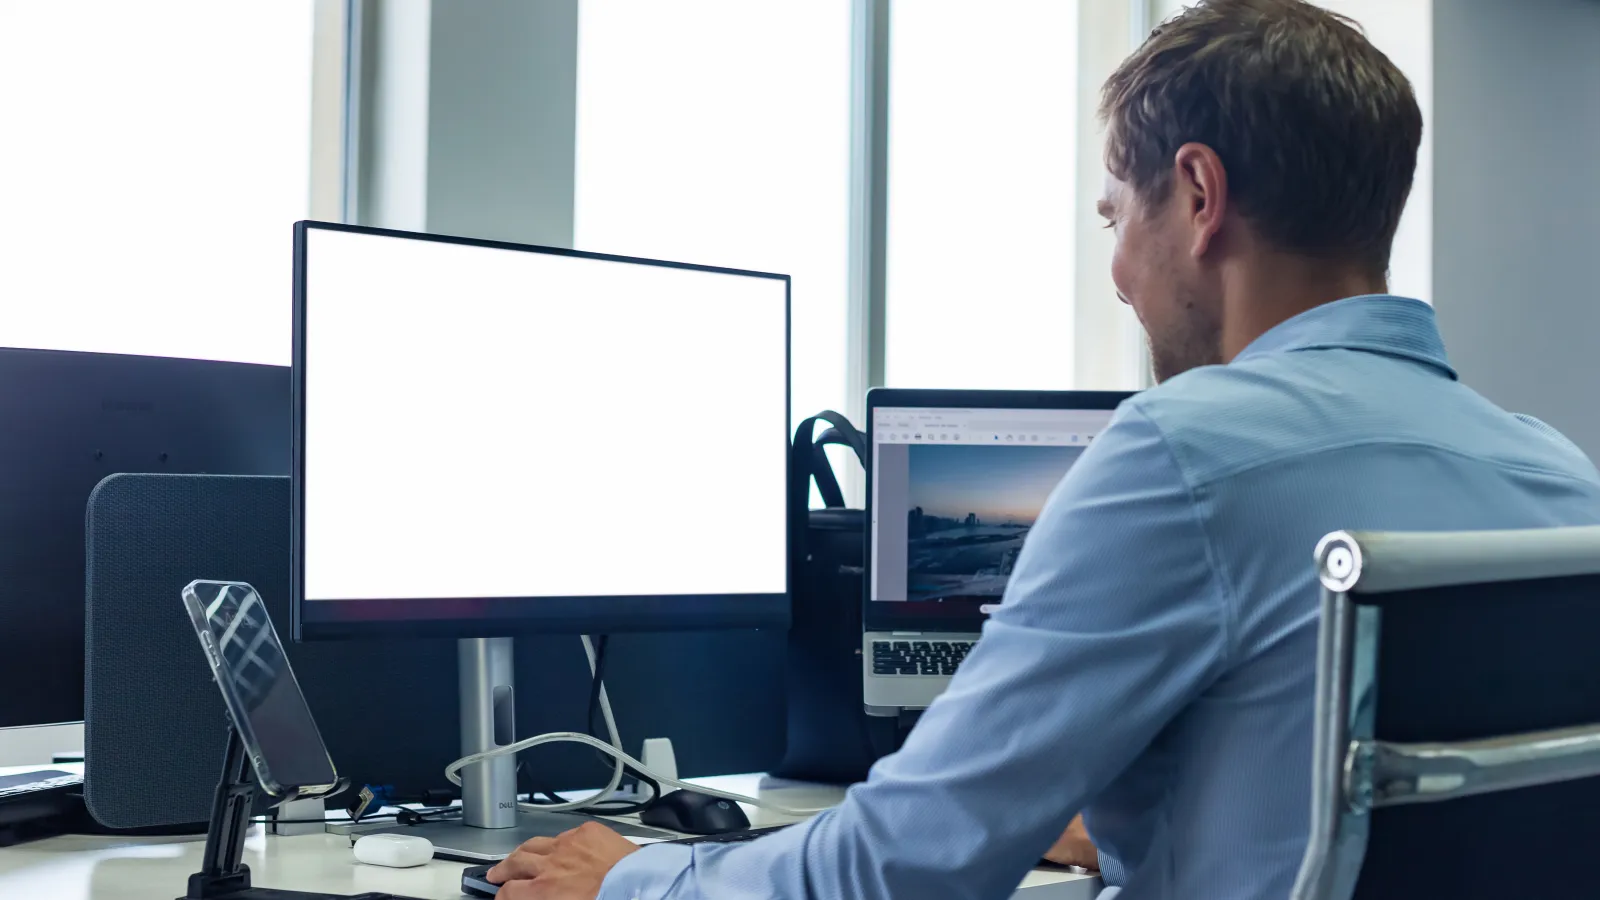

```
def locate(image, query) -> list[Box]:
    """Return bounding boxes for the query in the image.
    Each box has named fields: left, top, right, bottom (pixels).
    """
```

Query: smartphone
left=182, top=580, right=341, bottom=798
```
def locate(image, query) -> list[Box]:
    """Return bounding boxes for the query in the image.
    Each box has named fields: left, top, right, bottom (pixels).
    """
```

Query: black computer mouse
left=640, top=788, right=752, bottom=835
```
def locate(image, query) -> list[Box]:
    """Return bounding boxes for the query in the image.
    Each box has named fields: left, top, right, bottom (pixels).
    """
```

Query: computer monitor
left=291, top=222, right=789, bottom=853
left=0, top=348, right=289, bottom=730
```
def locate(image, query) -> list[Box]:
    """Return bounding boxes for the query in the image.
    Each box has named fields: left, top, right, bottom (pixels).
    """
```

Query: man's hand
left=487, top=821, right=641, bottom=900
left=1043, top=815, right=1099, bottom=870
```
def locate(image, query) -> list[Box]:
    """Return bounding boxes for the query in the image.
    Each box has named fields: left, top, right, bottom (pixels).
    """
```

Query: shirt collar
left=1232, top=294, right=1457, bottom=380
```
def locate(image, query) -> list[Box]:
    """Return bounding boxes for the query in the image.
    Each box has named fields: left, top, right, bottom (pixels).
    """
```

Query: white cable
left=444, top=634, right=831, bottom=818
left=547, top=630, right=627, bottom=813
left=446, top=730, right=833, bottom=818
left=445, top=635, right=627, bottom=815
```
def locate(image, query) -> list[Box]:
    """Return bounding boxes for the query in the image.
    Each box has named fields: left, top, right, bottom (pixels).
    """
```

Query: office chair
left=1291, top=527, right=1600, bottom=900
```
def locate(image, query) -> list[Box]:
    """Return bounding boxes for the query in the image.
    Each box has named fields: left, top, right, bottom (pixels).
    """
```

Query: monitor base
left=179, top=889, right=422, bottom=900
left=366, top=808, right=669, bottom=863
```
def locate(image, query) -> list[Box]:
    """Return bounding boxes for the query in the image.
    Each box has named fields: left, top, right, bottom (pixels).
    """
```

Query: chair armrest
left=1350, top=723, right=1600, bottom=810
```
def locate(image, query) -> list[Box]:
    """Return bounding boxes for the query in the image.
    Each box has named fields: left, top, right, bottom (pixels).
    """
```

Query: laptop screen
left=870, top=405, right=1116, bottom=620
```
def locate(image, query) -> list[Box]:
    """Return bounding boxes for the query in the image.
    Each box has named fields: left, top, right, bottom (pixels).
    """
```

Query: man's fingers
left=519, top=837, right=560, bottom=855
left=487, top=835, right=559, bottom=881
left=487, top=848, right=548, bottom=883
left=495, top=879, right=541, bottom=900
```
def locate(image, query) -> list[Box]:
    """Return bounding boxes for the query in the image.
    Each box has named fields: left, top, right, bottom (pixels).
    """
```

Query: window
left=574, top=0, right=855, bottom=428
left=884, top=1, right=1081, bottom=390
left=0, top=3, right=318, bottom=364
left=1149, top=0, right=1433, bottom=302
left=1312, top=0, right=1431, bottom=303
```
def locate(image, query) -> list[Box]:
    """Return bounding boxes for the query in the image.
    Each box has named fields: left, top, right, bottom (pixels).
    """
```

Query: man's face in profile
left=1100, top=173, right=1222, bottom=383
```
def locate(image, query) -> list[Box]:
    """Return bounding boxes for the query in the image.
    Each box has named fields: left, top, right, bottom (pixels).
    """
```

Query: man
left=490, top=1, right=1600, bottom=897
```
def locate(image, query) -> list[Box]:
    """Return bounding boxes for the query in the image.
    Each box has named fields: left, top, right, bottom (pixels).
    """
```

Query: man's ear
left=1172, top=143, right=1228, bottom=259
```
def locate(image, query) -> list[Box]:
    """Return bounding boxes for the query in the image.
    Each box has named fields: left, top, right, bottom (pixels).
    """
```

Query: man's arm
left=597, top=403, right=1231, bottom=900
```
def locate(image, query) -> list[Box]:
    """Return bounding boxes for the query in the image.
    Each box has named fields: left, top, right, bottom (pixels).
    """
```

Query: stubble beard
left=1147, top=297, right=1223, bottom=384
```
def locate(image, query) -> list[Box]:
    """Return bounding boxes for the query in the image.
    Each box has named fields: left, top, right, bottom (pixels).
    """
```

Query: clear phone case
left=181, top=579, right=342, bottom=799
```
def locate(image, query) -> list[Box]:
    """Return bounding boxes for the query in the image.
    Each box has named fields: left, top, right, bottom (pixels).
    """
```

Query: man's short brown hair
left=1101, top=0, right=1423, bottom=275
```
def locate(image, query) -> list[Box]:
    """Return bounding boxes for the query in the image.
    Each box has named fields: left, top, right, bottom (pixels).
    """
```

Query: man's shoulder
left=1120, top=352, right=1433, bottom=490
left=1125, top=360, right=1287, bottom=422
left=1117, top=357, right=1370, bottom=487
left=1119, top=356, right=1600, bottom=489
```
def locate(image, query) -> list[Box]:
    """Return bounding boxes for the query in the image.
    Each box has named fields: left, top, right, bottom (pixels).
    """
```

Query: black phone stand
left=178, top=727, right=408, bottom=900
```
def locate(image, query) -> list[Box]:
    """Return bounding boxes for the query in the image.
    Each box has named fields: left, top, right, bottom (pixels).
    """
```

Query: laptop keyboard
left=0, top=770, right=81, bottom=799
left=872, top=640, right=973, bottom=676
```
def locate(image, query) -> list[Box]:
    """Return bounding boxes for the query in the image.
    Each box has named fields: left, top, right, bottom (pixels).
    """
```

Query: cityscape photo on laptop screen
left=871, top=407, right=1117, bottom=610
left=905, top=442, right=1086, bottom=602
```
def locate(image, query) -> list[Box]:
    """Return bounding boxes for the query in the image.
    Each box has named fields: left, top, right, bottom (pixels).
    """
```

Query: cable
left=453, top=634, right=628, bottom=815
left=581, top=635, right=622, bottom=787
left=254, top=807, right=462, bottom=827
left=520, top=755, right=662, bottom=815
left=521, top=630, right=608, bottom=807
left=586, top=635, right=610, bottom=741
left=394, top=806, right=463, bottom=826
left=581, top=633, right=628, bottom=810
left=445, top=634, right=830, bottom=818
left=568, top=756, right=661, bottom=816
left=581, top=635, right=644, bottom=800
left=446, top=731, right=832, bottom=818
left=254, top=814, right=372, bottom=825
left=517, top=761, right=569, bottom=807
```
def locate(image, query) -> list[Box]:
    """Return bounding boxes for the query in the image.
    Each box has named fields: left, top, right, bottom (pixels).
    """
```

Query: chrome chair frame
left=1291, top=526, right=1600, bottom=900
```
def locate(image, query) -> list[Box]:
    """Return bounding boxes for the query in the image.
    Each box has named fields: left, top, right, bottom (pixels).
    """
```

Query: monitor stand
left=372, top=638, right=662, bottom=863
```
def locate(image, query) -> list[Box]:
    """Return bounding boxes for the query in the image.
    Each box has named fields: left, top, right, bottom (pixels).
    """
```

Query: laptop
left=863, top=388, right=1134, bottom=715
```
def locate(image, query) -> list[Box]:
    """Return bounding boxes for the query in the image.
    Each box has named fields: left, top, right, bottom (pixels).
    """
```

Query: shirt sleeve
left=601, top=402, right=1232, bottom=900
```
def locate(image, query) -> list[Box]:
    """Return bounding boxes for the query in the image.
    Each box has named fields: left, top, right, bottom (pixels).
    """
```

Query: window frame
left=856, top=0, right=1151, bottom=413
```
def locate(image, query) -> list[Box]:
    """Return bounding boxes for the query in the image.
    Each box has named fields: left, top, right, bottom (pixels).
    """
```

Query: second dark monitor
left=0, top=348, right=288, bottom=729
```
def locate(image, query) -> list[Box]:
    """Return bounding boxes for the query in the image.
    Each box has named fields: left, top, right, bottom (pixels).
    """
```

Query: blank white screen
left=302, top=228, right=789, bottom=601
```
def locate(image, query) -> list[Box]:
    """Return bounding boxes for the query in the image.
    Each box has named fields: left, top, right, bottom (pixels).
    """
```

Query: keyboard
left=871, top=640, right=972, bottom=676
left=0, top=768, right=85, bottom=843
left=0, top=770, right=82, bottom=800
left=667, top=823, right=793, bottom=845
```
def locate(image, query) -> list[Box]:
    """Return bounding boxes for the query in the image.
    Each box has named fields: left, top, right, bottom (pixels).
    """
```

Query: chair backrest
left=1293, top=527, right=1600, bottom=900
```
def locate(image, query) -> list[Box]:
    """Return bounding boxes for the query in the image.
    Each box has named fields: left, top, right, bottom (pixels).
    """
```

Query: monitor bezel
left=863, top=387, right=1135, bottom=636
left=291, top=220, right=791, bottom=640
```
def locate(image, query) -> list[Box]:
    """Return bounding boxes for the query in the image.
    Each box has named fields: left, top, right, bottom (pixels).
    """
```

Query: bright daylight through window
left=885, top=1, right=1081, bottom=390
left=0, top=2, right=316, bottom=364
left=574, top=0, right=855, bottom=428
left=1152, top=0, right=1433, bottom=301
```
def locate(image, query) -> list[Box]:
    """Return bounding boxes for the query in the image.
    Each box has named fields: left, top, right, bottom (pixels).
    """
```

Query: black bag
left=773, top=411, right=898, bottom=784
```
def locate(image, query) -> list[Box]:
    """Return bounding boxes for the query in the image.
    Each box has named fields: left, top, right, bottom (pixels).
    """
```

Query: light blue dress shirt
left=601, top=296, right=1600, bottom=900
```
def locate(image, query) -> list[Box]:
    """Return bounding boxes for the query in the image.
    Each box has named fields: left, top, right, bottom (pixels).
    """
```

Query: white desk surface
left=0, top=774, right=1101, bottom=899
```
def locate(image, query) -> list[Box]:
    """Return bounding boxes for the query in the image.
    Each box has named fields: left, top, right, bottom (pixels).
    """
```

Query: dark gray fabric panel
left=84, top=474, right=782, bottom=828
